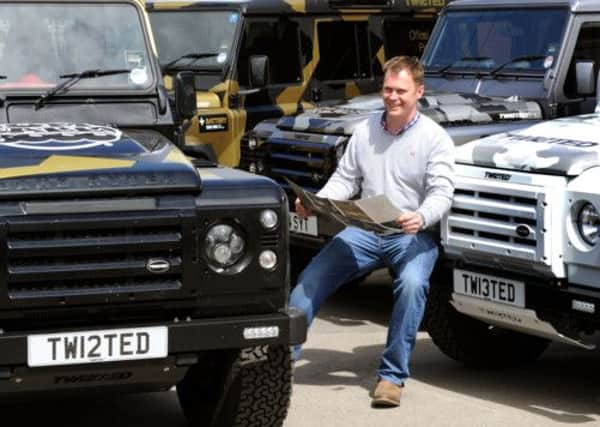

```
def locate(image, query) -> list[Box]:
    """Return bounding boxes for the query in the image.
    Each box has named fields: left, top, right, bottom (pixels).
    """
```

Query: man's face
left=382, top=69, right=424, bottom=121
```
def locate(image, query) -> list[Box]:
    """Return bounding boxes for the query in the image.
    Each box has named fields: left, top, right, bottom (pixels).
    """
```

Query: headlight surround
left=577, top=202, right=600, bottom=245
left=259, top=250, right=278, bottom=270
left=204, top=223, right=246, bottom=273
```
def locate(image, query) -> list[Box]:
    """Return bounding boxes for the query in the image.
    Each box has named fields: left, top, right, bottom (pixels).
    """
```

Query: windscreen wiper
left=0, top=76, right=6, bottom=106
left=489, top=55, right=548, bottom=77
left=427, top=57, right=493, bottom=75
left=161, top=52, right=219, bottom=73
left=34, top=68, right=131, bottom=110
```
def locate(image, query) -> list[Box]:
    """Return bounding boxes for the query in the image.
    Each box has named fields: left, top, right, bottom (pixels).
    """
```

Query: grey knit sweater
left=317, top=113, right=455, bottom=229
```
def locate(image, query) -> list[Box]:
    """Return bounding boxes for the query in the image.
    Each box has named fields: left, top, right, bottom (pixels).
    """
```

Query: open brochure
left=286, top=178, right=403, bottom=235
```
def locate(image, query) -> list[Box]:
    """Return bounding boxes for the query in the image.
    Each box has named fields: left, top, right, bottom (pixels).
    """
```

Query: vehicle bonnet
left=276, top=90, right=542, bottom=135
left=0, top=123, right=200, bottom=198
left=456, top=113, right=600, bottom=176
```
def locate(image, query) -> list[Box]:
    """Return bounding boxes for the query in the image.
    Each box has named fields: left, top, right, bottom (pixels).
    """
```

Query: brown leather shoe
left=371, top=379, right=403, bottom=407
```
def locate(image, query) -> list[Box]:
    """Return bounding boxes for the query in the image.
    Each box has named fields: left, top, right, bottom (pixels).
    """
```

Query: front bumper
left=452, top=294, right=595, bottom=349
left=0, top=307, right=307, bottom=366
left=0, top=307, right=306, bottom=394
left=448, top=263, right=600, bottom=349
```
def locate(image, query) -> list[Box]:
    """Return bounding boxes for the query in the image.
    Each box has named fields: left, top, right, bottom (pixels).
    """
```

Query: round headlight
left=578, top=203, right=600, bottom=245
left=259, top=250, right=278, bottom=270
left=248, top=136, right=258, bottom=150
left=205, top=224, right=246, bottom=271
left=260, top=209, right=279, bottom=230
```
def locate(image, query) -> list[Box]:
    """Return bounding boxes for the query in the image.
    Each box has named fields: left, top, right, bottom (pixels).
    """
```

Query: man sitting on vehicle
left=290, top=56, right=455, bottom=408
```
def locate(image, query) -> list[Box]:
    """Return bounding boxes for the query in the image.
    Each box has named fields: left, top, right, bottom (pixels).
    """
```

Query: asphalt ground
left=285, top=269, right=600, bottom=427
left=3, top=269, right=600, bottom=426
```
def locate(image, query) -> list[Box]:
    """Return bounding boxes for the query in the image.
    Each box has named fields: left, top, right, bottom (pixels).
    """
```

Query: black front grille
left=2, top=211, right=196, bottom=306
left=240, top=136, right=339, bottom=193
left=268, top=137, right=336, bottom=191
left=260, top=230, right=279, bottom=248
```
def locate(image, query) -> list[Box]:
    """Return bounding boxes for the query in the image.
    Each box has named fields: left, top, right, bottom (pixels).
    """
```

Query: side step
left=451, top=293, right=596, bottom=350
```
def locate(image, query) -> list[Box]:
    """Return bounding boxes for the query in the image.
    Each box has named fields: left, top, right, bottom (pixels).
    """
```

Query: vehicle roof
left=0, top=0, right=143, bottom=4
left=447, top=0, right=600, bottom=13
left=146, top=0, right=447, bottom=15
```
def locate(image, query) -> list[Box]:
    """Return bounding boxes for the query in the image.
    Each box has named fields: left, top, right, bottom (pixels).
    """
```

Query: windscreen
left=422, top=8, right=568, bottom=73
left=150, top=10, right=240, bottom=69
left=0, top=3, right=153, bottom=90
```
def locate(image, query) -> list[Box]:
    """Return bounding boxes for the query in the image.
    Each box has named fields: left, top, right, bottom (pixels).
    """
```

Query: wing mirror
left=174, top=71, right=197, bottom=120
left=576, top=60, right=596, bottom=96
left=249, top=55, right=270, bottom=88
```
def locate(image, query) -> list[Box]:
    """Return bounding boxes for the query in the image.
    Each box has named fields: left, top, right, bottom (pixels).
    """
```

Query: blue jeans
left=289, top=226, right=438, bottom=386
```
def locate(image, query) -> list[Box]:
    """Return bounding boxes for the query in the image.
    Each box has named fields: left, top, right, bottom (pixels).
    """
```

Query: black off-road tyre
left=177, top=345, right=292, bottom=427
left=424, top=281, right=550, bottom=368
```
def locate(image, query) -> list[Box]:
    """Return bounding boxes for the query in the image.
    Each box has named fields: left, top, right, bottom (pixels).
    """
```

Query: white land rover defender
left=427, top=76, right=600, bottom=366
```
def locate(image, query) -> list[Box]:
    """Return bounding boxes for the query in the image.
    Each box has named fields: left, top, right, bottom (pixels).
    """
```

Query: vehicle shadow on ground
left=411, top=336, right=600, bottom=423
left=300, top=268, right=600, bottom=423
left=294, top=346, right=385, bottom=392
left=0, top=390, right=187, bottom=426
left=294, top=332, right=600, bottom=423
left=320, top=270, right=395, bottom=328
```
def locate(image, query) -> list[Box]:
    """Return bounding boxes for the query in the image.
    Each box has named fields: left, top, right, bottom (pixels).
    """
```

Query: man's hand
left=295, top=197, right=313, bottom=219
left=395, top=211, right=424, bottom=235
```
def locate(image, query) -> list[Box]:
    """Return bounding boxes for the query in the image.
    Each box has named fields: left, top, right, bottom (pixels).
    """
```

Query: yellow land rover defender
left=147, top=0, right=445, bottom=166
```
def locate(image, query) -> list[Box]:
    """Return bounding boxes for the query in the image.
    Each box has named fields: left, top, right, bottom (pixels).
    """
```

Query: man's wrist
left=417, top=211, right=426, bottom=230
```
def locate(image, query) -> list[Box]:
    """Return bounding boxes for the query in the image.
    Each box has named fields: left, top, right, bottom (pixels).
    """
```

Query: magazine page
left=354, top=194, right=402, bottom=223
left=286, top=178, right=404, bottom=234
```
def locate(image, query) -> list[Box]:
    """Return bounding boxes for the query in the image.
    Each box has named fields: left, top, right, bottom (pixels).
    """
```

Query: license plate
left=27, top=326, right=168, bottom=367
left=453, top=269, right=525, bottom=308
left=289, top=212, right=318, bottom=236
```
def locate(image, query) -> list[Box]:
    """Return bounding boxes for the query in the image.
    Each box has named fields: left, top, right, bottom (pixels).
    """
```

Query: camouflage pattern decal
left=196, top=92, right=221, bottom=109
left=0, top=123, right=199, bottom=190
left=376, top=45, right=386, bottom=68
left=276, top=91, right=543, bottom=136
left=275, top=18, right=323, bottom=114
left=341, top=13, right=372, bottom=22
left=344, top=82, right=361, bottom=99
left=276, top=94, right=380, bottom=135
left=196, top=169, right=223, bottom=180
left=184, top=79, right=247, bottom=167
left=457, top=114, right=600, bottom=176
left=0, top=155, right=135, bottom=180
left=284, top=0, right=305, bottom=13
left=164, top=146, right=192, bottom=164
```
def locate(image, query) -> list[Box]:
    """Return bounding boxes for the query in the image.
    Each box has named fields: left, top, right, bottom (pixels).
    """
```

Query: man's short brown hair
left=382, top=56, right=424, bottom=86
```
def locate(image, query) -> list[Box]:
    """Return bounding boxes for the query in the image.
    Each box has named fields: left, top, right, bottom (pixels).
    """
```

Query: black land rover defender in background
left=0, top=1, right=305, bottom=426
left=147, top=0, right=444, bottom=167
